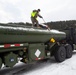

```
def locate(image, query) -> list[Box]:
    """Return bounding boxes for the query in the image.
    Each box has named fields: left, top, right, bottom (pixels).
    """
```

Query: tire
left=65, top=44, right=72, bottom=58
left=54, top=46, right=66, bottom=62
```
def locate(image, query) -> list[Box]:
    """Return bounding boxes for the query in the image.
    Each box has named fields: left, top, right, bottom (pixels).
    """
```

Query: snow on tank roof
left=0, top=26, right=65, bottom=34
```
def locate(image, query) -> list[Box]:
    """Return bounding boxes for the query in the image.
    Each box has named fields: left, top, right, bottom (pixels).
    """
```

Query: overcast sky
left=0, top=0, right=76, bottom=23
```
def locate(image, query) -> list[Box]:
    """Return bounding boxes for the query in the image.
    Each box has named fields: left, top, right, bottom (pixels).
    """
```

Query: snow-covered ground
left=0, top=51, right=76, bottom=75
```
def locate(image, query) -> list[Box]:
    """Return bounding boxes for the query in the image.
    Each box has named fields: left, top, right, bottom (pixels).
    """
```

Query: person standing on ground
left=31, top=9, right=43, bottom=28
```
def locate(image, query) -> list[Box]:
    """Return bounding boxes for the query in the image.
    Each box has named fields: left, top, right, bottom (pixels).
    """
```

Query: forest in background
left=46, top=20, right=76, bottom=29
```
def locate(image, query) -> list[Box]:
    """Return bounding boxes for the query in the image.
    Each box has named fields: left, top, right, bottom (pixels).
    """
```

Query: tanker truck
left=0, top=23, right=73, bottom=69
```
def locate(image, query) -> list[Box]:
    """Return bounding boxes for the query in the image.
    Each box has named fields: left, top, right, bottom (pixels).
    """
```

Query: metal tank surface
left=0, top=25, right=66, bottom=44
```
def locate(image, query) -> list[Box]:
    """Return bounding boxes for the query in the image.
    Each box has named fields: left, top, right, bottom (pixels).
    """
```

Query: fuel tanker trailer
left=0, top=24, right=72, bottom=69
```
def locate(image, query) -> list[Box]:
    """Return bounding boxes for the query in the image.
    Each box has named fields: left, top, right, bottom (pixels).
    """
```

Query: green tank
left=0, top=25, right=66, bottom=44
left=0, top=24, right=66, bottom=68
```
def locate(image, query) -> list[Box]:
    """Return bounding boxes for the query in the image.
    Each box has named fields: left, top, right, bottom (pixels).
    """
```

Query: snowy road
left=0, top=51, right=76, bottom=75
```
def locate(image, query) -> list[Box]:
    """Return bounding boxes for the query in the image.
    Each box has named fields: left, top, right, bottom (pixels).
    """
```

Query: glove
left=40, top=16, right=43, bottom=18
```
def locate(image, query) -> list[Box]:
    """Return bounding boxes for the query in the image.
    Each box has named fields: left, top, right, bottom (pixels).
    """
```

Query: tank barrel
left=0, top=24, right=66, bottom=44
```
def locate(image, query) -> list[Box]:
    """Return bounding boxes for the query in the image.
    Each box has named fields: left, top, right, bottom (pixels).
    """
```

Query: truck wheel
left=54, top=46, right=66, bottom=62
left=65, top=44, right=72, bottom=58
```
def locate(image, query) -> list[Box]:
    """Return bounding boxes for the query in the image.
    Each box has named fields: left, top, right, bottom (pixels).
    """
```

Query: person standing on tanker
left=31, top=9, right=43, bottom=28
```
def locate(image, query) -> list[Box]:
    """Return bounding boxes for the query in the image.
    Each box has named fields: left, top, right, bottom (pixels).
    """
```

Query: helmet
left=38, top=9, right=40, bottom=12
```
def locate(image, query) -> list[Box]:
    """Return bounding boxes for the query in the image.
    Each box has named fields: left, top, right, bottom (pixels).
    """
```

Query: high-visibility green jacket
left=31, top=11, right=38, bottom=18
left=31, top=10, right=42, bottom=19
